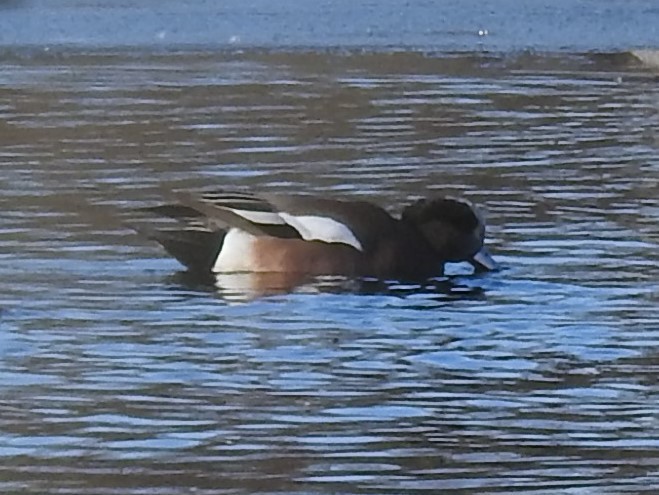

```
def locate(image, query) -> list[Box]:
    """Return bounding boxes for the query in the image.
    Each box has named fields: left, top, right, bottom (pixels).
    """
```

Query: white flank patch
left=227, top=208, right=286, bottom=225
left=212, top=229, right=255, bottom=273
left=279, top=213, right=363, bottom=251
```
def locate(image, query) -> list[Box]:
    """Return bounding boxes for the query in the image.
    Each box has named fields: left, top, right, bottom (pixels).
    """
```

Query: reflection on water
left=184, top=271, right=486, bottom=303
left=1, top=48, right=659, bottom=493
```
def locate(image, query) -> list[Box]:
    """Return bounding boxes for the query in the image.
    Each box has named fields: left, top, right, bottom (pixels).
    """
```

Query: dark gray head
left=401, top=196, right=496, bottom=272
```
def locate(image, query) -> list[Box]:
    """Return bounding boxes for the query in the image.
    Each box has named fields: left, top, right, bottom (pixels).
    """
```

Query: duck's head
left=402, top=196, right=497, bottom=272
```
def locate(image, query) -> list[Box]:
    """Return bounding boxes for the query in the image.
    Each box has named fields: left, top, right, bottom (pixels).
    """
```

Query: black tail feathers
left=140, top=226, right=225, bottom=273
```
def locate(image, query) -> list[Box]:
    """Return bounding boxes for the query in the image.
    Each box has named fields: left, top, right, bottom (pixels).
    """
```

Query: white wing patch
left=209, top=198, right=364, bottom=253
left=226, top=208, right=287, bottom=225
left=279, top=213, right=363, bottom=251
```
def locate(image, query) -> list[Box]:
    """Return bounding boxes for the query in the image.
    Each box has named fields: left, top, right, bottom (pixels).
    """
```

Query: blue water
left=0, top=0, right=658, bottom=52
left=1, top=3, right=659, bottom=493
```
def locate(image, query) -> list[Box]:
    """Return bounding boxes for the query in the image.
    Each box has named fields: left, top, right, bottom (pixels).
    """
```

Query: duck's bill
left=469, top=248, right=497, bottom=272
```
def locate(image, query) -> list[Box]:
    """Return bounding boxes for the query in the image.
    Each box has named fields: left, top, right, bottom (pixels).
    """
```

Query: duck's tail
left=132, top=223, right=226, bottom=274
left=127, top=203, right=227, bottom=273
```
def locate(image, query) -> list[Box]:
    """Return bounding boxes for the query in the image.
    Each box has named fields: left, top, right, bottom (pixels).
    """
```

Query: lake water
left=1, top=1, right=659, bottom=494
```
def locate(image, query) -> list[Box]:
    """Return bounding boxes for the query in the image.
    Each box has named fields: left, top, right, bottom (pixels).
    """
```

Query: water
left=1, top=3, right=659, bottom=494
left=1, top=0, right=659, bottom=52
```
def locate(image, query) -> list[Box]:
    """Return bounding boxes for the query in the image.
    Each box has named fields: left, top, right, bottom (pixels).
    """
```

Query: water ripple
left=1, top=48, right=658, bottom=494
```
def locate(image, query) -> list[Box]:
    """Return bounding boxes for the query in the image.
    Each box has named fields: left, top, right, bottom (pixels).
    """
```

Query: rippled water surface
left=1, top=47, right=659, bottom=494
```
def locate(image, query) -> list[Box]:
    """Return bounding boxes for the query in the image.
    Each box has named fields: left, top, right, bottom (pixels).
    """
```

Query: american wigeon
left=138, top=189, right=497, bottom=281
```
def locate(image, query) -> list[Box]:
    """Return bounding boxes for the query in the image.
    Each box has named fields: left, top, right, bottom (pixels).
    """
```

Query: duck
left=136, top=189, right=497, bottom=282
